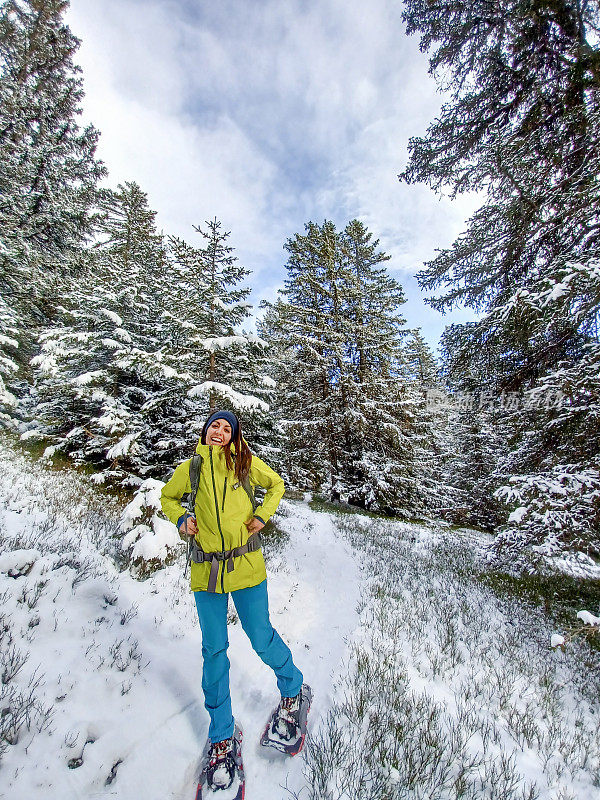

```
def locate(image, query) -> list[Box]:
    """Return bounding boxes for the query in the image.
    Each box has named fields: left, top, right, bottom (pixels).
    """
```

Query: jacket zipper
left=222, top=477, right=227, bottom=511
left=209, top=447, right=226, bottom=593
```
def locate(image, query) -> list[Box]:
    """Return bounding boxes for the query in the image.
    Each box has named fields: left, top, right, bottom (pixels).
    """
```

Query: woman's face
left=206, top=419, right=232, bottom=446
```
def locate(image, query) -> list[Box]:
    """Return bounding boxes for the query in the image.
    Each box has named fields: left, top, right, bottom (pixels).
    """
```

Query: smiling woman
left=160, top=409, right=311, bottom=794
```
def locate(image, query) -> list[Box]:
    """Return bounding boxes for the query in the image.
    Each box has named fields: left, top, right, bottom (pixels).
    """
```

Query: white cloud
left=67, top=0, right=481, bottom=348
left=67, top=1, right=282, bottom=258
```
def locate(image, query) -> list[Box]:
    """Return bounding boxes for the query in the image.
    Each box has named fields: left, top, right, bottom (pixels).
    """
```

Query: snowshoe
left=260, top=683, right=313, bottom=756
left=195, top=722, right=245, bottom=799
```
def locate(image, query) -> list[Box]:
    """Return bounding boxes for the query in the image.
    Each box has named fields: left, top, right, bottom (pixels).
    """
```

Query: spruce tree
left=434, top=322, right=507, bottom=529
left=339, top=220, right=414, bottom=512
left=401, top=0, right=600, bottom=557
left=0, top=0, right=104, bottom=419
left=402, top=330, right=439, bottom=390
left=0, top=299, right=19, bottom=419
left=262, top=219, right=442, bottom=515
left=165, top=220, right=275, bottom=468
left=442, top=405, right=506, bottom=531
left=401, top=0, right=600, bottom=380
left=257, top=299, right=311, bottom=489
left=399, top=329, right=457, bottom=517
left=31, top=182, right=169, bottom=482
left=189, top=219, right=253, bottom=406
left=261, top=221, right=353, bottom=498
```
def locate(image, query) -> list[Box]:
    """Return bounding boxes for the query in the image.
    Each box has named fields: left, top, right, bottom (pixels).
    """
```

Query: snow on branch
left=187, top=382, right=269, bottom=411
left=191, top=335, right=267, bottom=351
left=489, top=258, right=600, bottom=327
left=120, top=479, right=181, bottom=576
left=106, top=432, right=141, bottom=460
left=493, top=464, right=600, bottom=561
left=0, top=355, right=18, bottom=374
left=551, top=608, right=600, bottom=652
left=0, top=378, right=17, bottom=408
left=0, top=334, right=19, bottom=349
left=99, top=309, right=123, bottom=326
left=71, top=370, right=105, bottom=386
left=121, top=478, right=164, bottom=527
left=246, top=334, right=267, bottom=346
left=577, top=610, right=600, bottom=627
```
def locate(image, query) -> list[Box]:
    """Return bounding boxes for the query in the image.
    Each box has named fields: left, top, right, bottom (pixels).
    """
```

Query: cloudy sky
left=67, top=0, right=480, bottom=351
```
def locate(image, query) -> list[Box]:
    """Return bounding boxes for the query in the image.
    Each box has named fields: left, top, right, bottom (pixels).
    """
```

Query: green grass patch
left=308, top=494, right=431, bottom=526
left=1, top=430, right=132, bottom=505
left=479, top=569, right=600, bottom=651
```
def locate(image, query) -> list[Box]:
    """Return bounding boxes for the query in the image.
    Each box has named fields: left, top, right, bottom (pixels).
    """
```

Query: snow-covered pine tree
left=491, top=270, right=600, bottom=563
left=257, top=299, right=307, bottom=488
left=443, top=405, right=505, bottom=531
left=165, top=220, right=275, bottom=468
left=187, top=219, right=259, bottom=403
left=30, top=182, right=171, bottom=483
left=433, top=323, right=507, bottom=530
left=401, top=0, right=600, bottom=558
left=145, top=233, right=211, bottom=463
left=0, top=0, right=104, bottom=421
left=232, top=335, right=282, bottom=466
left=262, top=219, right=440, bottom=515
left=260, top=220, right=353, bottom=498
left=0, top=298, right=19, bottom=420
left=338, top=220, right=418, bottom=513
left=398, top=328, right=458, bottom=517
left=402, top=329, right=438, bottom=390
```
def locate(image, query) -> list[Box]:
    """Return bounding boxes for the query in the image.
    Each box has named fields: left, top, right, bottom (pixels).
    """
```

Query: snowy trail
left=221, top=500, right=362, bottom=800
left=0, top=444, right=363, bottom=800
left=81, top=503, right=361, bottom=800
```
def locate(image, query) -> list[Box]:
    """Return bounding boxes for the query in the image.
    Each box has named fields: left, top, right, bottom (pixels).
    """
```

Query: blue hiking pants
left=194, top=579, right=303, bottom=743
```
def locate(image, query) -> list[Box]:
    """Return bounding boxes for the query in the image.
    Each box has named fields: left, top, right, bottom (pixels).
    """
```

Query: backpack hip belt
left=189, top=531, right=262, bottom=592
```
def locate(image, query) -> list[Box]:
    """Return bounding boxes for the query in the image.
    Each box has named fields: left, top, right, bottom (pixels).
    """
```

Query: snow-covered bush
left=0, top=549, right=40, bottom=579
left=0, top=552, right=54, bottom=762
left=552, top=609, right=600, bottom=652
left=493, top=465, right=600, bottom=569
left=119, top=478, right=182, bottom=577
left=0, top=436, right=160, bottom=787
left=0, top=672, right=54, bottom=756
left=301, top=514, right=600, bottom=800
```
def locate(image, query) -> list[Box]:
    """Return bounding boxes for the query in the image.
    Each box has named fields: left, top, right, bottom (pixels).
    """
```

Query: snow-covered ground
left=305, top=515, right=600, bottom=800
left=0, top=437, right=599, bottom=800
left=0, top=439, right=361, bottom=799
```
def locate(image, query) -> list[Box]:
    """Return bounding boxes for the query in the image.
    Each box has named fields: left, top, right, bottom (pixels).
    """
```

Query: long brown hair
left=201, top=412, right=252, bottom=483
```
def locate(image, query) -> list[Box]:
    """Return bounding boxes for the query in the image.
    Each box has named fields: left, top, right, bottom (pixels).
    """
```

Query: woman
left=161, top=410, right=310, bottom=793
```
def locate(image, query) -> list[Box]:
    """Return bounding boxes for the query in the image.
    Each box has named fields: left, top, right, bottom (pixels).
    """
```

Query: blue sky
left=67, top=0, right=480, bottom=352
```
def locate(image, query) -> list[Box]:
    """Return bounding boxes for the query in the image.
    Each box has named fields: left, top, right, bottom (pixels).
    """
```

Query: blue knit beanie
left=202, top=410, right=240, bottom=444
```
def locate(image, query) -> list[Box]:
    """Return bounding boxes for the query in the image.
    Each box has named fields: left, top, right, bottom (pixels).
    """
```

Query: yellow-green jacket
left=160, top=441, right=285, bottom=593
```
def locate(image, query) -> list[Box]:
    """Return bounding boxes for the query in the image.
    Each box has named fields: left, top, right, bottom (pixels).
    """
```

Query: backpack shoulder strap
left=184, top=453, right=203, bottom=575
left=232, top=451, right=257, bottom=513
left=241, top=473, right=257, bottom=513
left=188, top=453, right=203, bottom=513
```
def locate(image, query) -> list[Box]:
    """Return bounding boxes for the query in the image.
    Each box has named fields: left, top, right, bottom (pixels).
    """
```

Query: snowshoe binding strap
left=206, top=737, right=235, bottom=791
left=273, top=692, right=301, bottom=741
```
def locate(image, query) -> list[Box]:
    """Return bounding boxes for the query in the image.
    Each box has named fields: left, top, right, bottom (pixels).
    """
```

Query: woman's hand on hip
left=179, top=516, right=198, bottom=537
left=244, top=517, right=265, bottom=535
